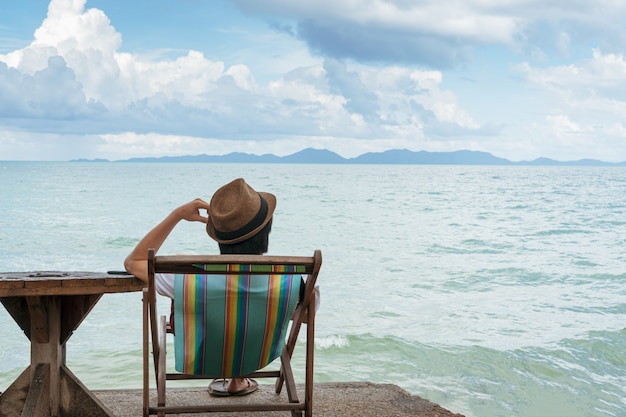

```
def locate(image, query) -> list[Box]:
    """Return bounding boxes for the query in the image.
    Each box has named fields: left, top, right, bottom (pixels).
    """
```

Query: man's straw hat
left=206, top=178, right=276, bottom=244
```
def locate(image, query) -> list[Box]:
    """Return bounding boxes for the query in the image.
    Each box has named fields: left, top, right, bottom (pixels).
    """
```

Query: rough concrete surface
left=95, top=382, right=465, bottom=417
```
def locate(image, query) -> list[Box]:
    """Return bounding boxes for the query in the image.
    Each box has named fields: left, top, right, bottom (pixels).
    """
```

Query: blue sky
left=2, top=0, right=626, bottom=161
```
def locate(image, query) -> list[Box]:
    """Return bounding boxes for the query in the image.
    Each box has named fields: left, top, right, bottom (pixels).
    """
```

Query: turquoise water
left=1, top=162, right=625, bottom=417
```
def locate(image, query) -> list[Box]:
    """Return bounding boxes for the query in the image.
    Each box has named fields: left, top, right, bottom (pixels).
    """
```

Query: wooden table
left=0, top=271, right=145, bottom=417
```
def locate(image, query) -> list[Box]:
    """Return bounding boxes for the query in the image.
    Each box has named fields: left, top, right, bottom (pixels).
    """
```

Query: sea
left=1, top=161, right=625, bottom=417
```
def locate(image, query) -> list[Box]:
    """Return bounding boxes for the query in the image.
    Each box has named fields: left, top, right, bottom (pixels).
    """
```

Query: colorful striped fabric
left=173, top=265, right=301, bottom=377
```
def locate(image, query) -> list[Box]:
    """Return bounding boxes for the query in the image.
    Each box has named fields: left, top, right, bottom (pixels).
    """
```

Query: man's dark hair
left=218, top=218, right=272, bottom=255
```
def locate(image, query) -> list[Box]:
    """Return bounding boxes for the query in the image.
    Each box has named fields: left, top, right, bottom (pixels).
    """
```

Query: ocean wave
left=312, top=331, right=626, bottom=417
left=104, top=236, right=139, bottom=248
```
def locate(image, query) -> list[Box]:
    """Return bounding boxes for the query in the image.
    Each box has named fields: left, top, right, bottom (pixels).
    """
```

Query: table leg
left=0, top=295, right=117, bottom=417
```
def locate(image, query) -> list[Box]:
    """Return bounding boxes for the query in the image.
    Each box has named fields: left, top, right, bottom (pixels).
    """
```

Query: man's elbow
left=123, top=256, right=132, bottom=273
left=124, top=257, right=139, bottom=277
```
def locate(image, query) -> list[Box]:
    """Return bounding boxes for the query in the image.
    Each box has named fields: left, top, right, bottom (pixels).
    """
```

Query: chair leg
left=305, top=299, right=316, bottom=417
left=276, top=304, right=305, bottom=393
left=157, top=315, right=167, bottom=416
left=142, top=291, right=150, bottom=417
left=279, top=349, right=299, bottom=404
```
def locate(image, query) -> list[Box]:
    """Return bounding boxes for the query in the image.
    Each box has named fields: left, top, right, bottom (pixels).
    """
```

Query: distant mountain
left=352, top=149, right=511, bottom=165
left=72, top=148, right=626, bottom=166
left=518, top=157, right=620, bottom=166
left=282, top=148, right=347, bottom=163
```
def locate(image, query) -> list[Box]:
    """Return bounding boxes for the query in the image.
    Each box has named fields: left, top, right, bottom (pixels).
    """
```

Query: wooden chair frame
left=142, top=249, right=322, bottom=417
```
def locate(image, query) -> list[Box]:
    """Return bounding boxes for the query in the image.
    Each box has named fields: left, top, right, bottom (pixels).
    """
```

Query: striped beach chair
left=142, top=249, right=322, bottom=417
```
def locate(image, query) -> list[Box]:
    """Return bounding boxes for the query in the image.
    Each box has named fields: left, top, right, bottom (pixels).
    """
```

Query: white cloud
left=236, top=0, right=518, bottom=43
left=517, top=49, right=626, bottom=119
left=1, top=1, right=231, bottom=110
left=98, top=132, right=212, bottom=158
left=234, top=0, right=626, bottom=67
left=4, top=0, right=121, bottom=94
left=0, top=128, right=103, bottom=160
left=529, top=114, right=626, bottom=162
left=0, top=56, right=99, bottom=118
left=501, top=51, right=626, bottom=161
left=3, top=0, right=626, bottom=161
left=545, top=114, right=584, bottom=136
left=0, top=0, right=485, bottom=160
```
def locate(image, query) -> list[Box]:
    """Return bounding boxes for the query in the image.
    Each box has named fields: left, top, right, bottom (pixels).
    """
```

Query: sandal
left=207, top=379, right=230, bottom=397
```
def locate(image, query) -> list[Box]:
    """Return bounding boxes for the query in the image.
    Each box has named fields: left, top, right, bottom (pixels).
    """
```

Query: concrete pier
left=95, top=382, right=465, bottom=417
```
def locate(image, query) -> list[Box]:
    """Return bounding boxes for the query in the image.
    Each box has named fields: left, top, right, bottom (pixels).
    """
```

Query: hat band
left=214, top=194, right=268, bottom=241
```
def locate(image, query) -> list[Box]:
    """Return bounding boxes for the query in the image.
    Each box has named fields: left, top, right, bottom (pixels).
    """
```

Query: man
left=125, top=178, right=275, bottom=396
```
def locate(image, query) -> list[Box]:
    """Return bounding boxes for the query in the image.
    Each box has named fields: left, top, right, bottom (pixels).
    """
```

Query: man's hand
left=124, top=198, right=211, bottom=282
left=175, top=198, right=210, bottom=223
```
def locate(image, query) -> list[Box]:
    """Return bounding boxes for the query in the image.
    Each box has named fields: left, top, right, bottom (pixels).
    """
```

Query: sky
left=2, top=0, right=626, bottom=161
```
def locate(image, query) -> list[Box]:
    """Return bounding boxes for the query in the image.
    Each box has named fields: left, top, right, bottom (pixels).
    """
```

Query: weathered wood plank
left=21, top=363, right=50, bottom=417
left=0, top=272, right=144, bottom=297
left=25, top=297, right=49, bottom=344
left=103, top=276, right=142, bottom=286
left=0, top=272, right=144, bottom=417
left=61, top=366, right=116, bottom=417
left=0, top=280, right=25, bottom=290
left=0, top=366, right=30, bottom=416
left=24, top=279, right=62, bottom=290
left=60, top=294, right=101, bottom=344
left=0, top=297, right=31, bottom=339
left=62, top=278, right=107, bottom=288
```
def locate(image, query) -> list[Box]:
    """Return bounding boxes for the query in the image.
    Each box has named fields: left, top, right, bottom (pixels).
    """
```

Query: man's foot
left=207, top=378, right=259, bottom=397
left=228, top=378, right=258, bottom=396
